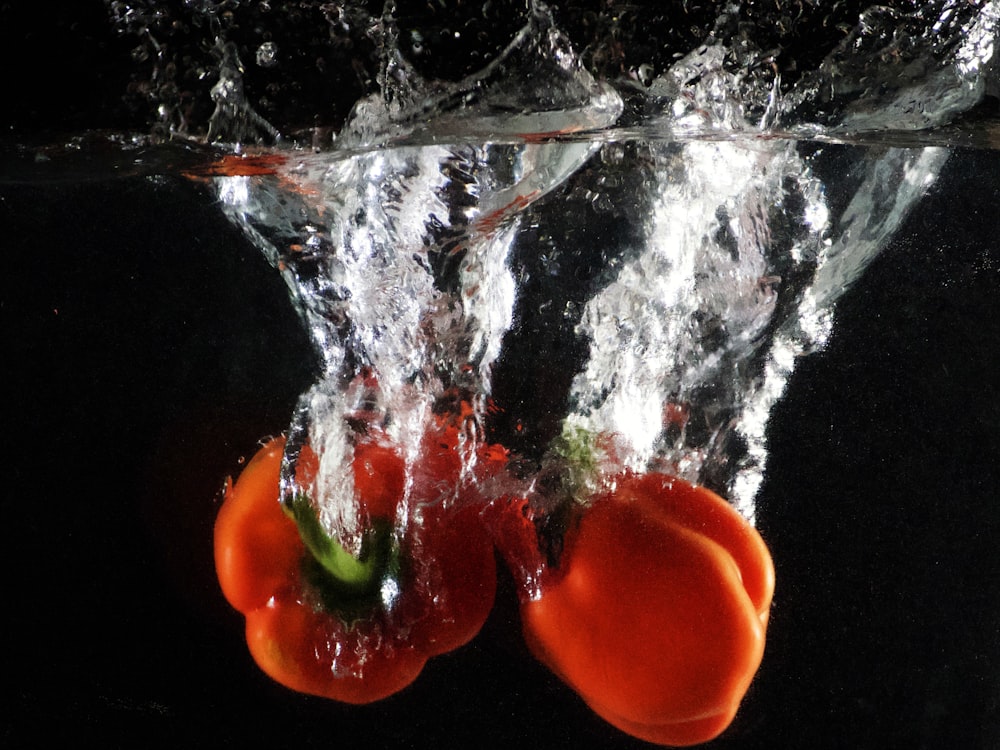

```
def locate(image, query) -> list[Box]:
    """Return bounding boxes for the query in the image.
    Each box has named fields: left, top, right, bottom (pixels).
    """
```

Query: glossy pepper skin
left=214, top=434, right=498, bottom=704
left=519, top=472, right=775, bottom=747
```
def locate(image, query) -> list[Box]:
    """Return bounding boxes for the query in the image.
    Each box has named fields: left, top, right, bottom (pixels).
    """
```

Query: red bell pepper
left=503, top=471, right=774, bottom=747
left=214, top=429, right=500, bottom=704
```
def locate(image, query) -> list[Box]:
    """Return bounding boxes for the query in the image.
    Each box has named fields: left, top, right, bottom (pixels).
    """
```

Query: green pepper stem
left=287, top=494, right=382, bottom=592
left=551, top=423, right=602, bottom=500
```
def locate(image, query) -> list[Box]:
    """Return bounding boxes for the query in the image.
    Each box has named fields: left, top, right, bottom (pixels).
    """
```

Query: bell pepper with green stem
left=214, top=431, right=499, bottom=704
left=494, top=468, right=774, bottom=747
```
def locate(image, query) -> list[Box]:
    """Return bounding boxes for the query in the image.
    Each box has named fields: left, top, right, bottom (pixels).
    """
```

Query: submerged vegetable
left=215, top=423, right=774, bottom=745
left=214, top=433, right=498, bottom=703
left=517, top=472, right=774, bottom=747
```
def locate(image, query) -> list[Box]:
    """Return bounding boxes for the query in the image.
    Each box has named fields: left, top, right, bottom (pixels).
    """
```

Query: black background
left=4, top=2, right=1000, bottom=748
left=5, top=137, right=1000, bottom=750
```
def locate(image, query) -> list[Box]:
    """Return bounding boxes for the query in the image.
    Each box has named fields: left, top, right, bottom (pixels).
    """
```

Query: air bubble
left=256, top=41, right=278, bottom=68
left=636, top=63, right=655, bottom=86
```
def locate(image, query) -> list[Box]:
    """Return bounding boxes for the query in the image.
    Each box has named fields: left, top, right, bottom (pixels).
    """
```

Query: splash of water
left=190, top=0, right=998, bottom=536
left=216, top=7, right=624, bottom=538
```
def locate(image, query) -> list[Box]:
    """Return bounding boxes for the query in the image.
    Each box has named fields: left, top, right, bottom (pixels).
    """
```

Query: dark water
left=3, top=144, right=999, bottom=748
left=4, top=0, right=1000, bottom=745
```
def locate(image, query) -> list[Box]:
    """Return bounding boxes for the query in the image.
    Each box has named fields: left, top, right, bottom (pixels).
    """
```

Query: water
left=205, top=134, right=959, bottom=539
left=5, top=1, right=1000, bottom=747
left=181, top=0, right=997, bottom=543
